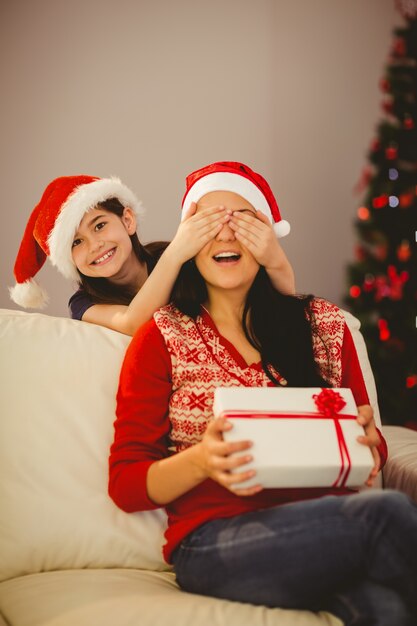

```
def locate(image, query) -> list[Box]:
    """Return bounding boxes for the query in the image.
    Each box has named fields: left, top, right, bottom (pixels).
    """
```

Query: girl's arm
left=109, top=320, right=258, bottom=513
left=81, top=205, right=231, bottom=335
left=229, top=209, right=295, bottom=295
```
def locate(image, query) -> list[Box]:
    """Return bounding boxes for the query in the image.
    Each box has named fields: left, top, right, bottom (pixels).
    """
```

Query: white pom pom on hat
left=181, top=161, right=290, bottom=238
left=10, top=175, right=143, bottom=309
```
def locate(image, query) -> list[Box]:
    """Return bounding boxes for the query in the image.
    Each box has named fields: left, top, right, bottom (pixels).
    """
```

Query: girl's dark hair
left=172, top=261, right=331, bottom=388
left=76, top=198, right=169, bottom=305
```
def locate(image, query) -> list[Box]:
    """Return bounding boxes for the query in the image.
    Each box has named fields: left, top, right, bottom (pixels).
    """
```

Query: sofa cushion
left=382, top=425, right=417, bottom=503
left=0, top=569, right=342, bottom=626
left=0, top=309, right=169, bottom=583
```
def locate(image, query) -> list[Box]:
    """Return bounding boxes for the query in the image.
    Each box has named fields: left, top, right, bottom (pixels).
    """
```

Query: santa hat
left=181, top=161, right=290, bottom=238
left=10, top=175, right=143, bottom=309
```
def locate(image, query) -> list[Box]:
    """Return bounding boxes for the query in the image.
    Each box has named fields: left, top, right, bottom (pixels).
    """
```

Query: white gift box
left=213, top=387, right=374, bottom=489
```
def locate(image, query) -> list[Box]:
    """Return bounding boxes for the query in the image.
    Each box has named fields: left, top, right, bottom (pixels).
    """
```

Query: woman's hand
left=196, top=417, right=263, bottom=497
left=167, top=203, right=231, bottom=264
left=356, top=405, right=381, bottom=487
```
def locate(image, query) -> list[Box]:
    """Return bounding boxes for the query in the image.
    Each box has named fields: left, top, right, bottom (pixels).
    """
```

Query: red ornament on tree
left=363, top=274, right=375, bottom=292
left=406, top=375, right=417, bottom=388
left=372, top=195, right=388, bottom=209
left=357, top=206, right=370, bottom=221
left=374, top=244, right=388, bottom=261
left=382, top=100, right=394, bottom=115
left=354, top=245, right=366, bottom=261
left=349, top=285, right=361, bottom=298
left=370, top=138, right=381, bottom=152
left=397, top=240, right=411, bottom=262
left=378, top=318, right=390, bottom=341
left=379, top=78, right=391, bottom=92
left=404, top=116, right=415, bottom=129
left=392, top=36, right=407, bottom=56
left=385, top=145, right=398, bottom=160
left=399, top=192, right=413, bottom=207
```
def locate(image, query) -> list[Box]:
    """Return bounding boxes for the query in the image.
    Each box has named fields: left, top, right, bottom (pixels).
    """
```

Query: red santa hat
left=10, top=175, right=143, bottom=309
left=181, top=161, right=290, bottom=238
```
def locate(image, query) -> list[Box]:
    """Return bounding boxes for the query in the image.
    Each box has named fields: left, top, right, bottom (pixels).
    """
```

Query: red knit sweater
left=109, top=305, right=388, bottom=564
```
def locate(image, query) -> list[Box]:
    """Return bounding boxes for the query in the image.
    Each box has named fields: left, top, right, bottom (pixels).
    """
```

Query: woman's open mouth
left=212, top=251, right=241, bottom=264
left=91, top=248, right=116, bottom=266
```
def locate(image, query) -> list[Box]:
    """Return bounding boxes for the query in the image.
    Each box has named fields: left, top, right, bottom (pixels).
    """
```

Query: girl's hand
left=196, top=417, right=263, bottom=497
left=167, top=203, right=231, bottom=264
left=229, top=210, right=296, bottom=295
left=356, top=405, right=381, bottom=487
left=229, top=209, right=282, bottom=270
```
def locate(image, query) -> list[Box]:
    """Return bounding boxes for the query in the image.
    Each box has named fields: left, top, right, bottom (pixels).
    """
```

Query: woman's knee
left=343, top=488, right=413, bottom=518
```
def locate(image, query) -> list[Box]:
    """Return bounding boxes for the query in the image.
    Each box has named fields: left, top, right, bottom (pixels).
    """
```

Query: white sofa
left=1, top=307, right=416, bottom=626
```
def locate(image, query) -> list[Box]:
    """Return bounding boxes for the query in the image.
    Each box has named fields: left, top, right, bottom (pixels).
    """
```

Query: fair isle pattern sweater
left=110, top=299, right=387, bottom=564
left=154, top=298, right=344, bottom=453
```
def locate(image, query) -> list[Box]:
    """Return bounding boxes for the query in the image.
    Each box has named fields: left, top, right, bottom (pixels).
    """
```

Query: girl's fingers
left=231, top=224, right=262, bottom=244
left=234, top=231, right=257, bottom=251
left=188, top=212, right=231, bottom=238
left=254, top=209, right=272, bottom=225
left=193, top=205, right=230, bottom=222
left=182, top=202, right=197, bottom=220
left=230, top=217, right=264, bottom=239
left=231, top=210, right=271, bottom=231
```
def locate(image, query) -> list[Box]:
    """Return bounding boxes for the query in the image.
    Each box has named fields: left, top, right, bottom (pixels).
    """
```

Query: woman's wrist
left=187, top=442, right=208, bottom=482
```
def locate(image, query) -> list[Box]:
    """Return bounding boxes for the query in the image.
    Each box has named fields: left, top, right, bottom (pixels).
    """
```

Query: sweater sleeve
left=108, top=318, right=173, bottom=512
left=68, top=288, right=95, bottom=320
left=341, top=322, right=388, bottom=468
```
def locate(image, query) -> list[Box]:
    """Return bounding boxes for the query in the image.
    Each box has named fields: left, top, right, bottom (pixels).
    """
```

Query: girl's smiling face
left=71, top=206, right=137, bottom=278
left=194, top=191, right=260, bottom=293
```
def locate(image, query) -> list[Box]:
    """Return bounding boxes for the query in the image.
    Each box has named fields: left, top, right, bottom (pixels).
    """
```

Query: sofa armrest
left=382, top=426, right=417, bottom=503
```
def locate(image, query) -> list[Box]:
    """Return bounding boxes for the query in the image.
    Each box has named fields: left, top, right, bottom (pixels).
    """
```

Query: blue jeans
left=172, top=490, right=417, bottom=626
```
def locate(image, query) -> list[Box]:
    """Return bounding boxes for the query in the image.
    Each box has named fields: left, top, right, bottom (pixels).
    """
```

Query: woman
left=109, top=162, right=416, bottom=625
left=10, top=172, right=295, bottom=335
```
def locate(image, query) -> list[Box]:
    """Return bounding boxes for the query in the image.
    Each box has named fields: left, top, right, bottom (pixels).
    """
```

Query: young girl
left=109, top=162, right=417, bottom=626
left=10, top=171, right=295, bottom=335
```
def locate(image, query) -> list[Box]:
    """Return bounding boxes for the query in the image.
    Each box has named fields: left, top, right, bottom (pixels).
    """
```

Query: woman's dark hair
left=172, top=261, right=331, bottom=388
left=76, top=198, right=169, bottom=305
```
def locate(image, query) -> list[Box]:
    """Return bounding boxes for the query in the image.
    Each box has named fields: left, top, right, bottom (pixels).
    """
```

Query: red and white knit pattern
left=308, top=298, right=344, bottom=387
left=154, top=298, right=344, bottom=452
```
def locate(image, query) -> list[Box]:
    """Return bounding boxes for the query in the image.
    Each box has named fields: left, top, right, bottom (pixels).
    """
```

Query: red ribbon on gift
left=219, top=389, right=357, bottom=489
left=312, top=389, right=352, bottom=489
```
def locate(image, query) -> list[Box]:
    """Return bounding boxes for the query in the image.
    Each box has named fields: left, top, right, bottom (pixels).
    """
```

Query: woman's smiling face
left=194, top=191, right=260, bottom=293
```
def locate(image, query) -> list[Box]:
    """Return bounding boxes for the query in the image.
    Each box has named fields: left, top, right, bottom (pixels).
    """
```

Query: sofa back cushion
left=0, top=307, right=381, bottom=583
left=0, top=309, right=169, bottom=583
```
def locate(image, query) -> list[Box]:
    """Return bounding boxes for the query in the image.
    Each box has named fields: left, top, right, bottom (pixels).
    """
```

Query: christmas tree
left=345, top=0, right=417, bottom=429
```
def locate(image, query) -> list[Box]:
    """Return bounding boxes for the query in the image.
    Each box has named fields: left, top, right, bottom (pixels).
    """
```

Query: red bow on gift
left=312, top=389, right=352, bottom=489
left=313, top=389, right=346, bottom=417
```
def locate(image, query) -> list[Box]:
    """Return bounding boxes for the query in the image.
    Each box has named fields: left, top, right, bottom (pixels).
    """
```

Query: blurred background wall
left=0, top=0, right=398, bottom=317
